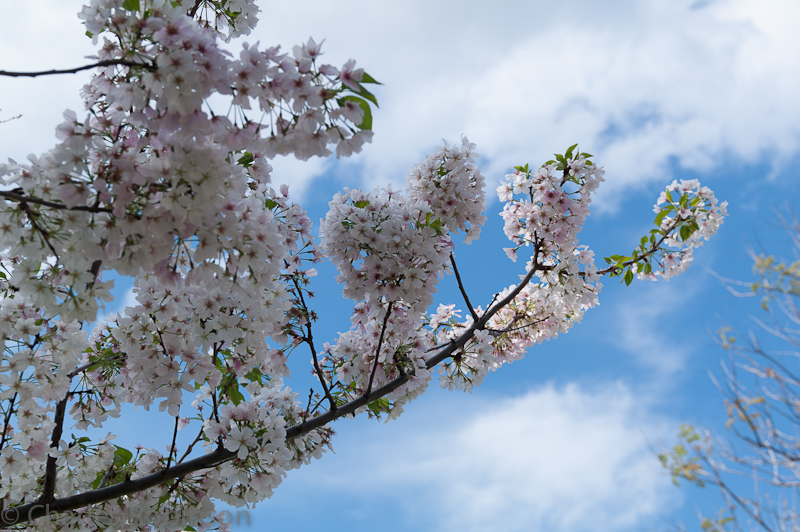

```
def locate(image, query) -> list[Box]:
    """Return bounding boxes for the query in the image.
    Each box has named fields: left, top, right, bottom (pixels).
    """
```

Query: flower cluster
left=603, top=178, right=729, bottom=284
left=0, top=0, right=377, bottom=528
left=406, top=136, right=487, bottom=243
left=643, top=179, right=728, bottom=280
left=319, top=187, right=452, bottom=314
left=0, top=1, right=728, bottom=529
left=320, top=138, right=488, bottom=316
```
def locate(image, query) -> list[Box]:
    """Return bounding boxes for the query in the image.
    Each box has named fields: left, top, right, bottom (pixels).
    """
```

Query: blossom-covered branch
left=0, top=0, right=727, bottom=530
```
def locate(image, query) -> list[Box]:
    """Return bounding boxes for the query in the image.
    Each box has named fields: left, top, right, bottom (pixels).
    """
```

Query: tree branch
left=1, top=258, right=545, bottom=527
left=39, top=397, right=69, bottom=504
left=596, top=219, right=680, bottom=277
left=292, top=276, right=337, bottom=411
left=1, top=190, right=113, bottom=214
left=187, top=0, right=204, bottom=18
left=450, top=253, right=479, bottom=322
left=365, top=302, right=393, bottom=399
left=0, top=59, right=155, bottom=78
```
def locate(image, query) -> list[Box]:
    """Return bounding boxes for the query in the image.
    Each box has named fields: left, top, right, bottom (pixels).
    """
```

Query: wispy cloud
left=7, top=1, right=799, bottom=207
left=611, top=282, right=696, bottom=377
left=257, top=0, right=800, bottom=208
left=276, top=383, right=680, bottom=532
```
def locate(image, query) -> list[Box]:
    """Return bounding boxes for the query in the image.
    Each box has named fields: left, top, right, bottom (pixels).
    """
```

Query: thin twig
left=300, top=388, right=314, bottom=429
left=450, top=253, right=479, bottom=322
left=96, top=465, right=116, bottom=490
left=365, top=302, right=393, bottom=399
left=187, top=0, right=204, bottom=18
left=0, top=59, right=154, bottom=78
left=0, top=393, right=18, bottom=451
left=596, top=218, right=679, bottom=277
left=177, top=428, right=206, bottom=465
left=165, top=416, right=180, bottom=470
left=292, top=277, right=336, bottom=410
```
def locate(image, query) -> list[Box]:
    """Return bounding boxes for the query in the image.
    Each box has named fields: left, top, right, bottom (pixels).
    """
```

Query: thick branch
left=2, top=259, right=544, bottom=527
left=0, top=60, right=154, bottom=78
left=40, top=397, right=69, bottom=504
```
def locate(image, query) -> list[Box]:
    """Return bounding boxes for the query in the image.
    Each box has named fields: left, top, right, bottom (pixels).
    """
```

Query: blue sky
left=2, top=0, right=800, bottom=530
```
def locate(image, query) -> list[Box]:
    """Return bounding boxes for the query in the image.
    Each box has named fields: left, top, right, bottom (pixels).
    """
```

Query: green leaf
left=228, top=383, right=244, bottom=406
left=367, top=397, right=391, bottom=416
left=122, top=0, right=140, bottom=10
left=360, top=72, right=382, bottom=85
left=654, top=208, right=671, bottom=228
left=157, top=492, right=171, bottom=507
left=355, top=86, right=379, bottom=107
left=265, top=198, right=279, bottom=210
left=237, top=151, right=255, bottom=168
left=338, top=96, right=373, bottom=130
left=624, top=269, right=634, bottom=286
left=244, top=367, right=264, bottom=384
left=680, top=224, right=694, bottom=241
left=114, top=446, right=133, bottom=466
left=565, top=143, right=578, bottom=160
left=429, top=218, right=444, bottom=236
left=354, top=199, right=370, bottom=208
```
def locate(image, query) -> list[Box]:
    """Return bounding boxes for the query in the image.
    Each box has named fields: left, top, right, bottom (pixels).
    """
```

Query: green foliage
left=544, top=143, right=594, bottom=180
left=337, top=96, right=373, bottom=130
left=657, top=424, right=706, bottom=487
left=367, top=397, right=391, bottom=416
left=751, top=253, right=800, bottom=310
left=699, top=513, right=735, bottom=532
left=236, top=151, right=255, bottom=168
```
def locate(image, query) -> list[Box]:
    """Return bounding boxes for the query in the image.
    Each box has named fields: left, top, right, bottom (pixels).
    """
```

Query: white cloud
left=256, top=0, right=800, bottom=208
left=6, top=1, right=800, bottom=207
left=293, top=383, right=680, bottom=532
left=611, top=282, right=696, bottom=377
left=0, top=1, right=96, bottom=163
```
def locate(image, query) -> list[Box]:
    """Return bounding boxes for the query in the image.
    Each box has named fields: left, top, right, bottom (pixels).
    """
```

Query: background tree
left=0, top=1, right=727, bottom=530
left=660, top=214, right=800, bottom=532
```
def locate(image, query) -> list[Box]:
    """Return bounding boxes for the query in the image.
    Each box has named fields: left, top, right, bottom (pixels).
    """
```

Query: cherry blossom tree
left=660, top=214, right=800, bottom=532
left=0, top=1, right=728, bottom=530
